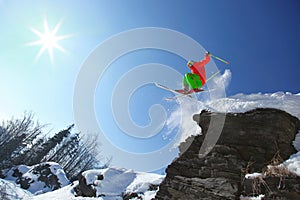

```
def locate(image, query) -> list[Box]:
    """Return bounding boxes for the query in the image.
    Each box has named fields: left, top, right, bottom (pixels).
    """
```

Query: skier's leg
left=194, top=75, right=203, bottom=89
left=186, top=74, right=202, bottom=89
left=183, top=74, right=190, bottom=91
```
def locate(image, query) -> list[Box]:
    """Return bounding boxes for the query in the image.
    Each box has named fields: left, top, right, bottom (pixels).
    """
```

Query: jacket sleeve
left=197, top=54, right=210, bottom=66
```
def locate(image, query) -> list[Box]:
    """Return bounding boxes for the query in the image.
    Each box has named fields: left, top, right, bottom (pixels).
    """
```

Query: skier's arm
left=198, top=53, right=211, bottom=66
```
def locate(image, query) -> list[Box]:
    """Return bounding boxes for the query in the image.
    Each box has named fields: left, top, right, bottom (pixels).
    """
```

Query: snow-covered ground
left=1, top=167, right=164, bottom=200
left=2, top=162, right=70, bottom=195
left=0, top=178, right=33, bottom=200
left=33, top=167, right=164, bottom=200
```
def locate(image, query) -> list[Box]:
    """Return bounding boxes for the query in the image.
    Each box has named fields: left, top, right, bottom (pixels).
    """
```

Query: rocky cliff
left=156, top=108, right=300, bottom=199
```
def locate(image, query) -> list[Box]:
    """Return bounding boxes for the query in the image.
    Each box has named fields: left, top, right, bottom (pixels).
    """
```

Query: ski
left=154, top=83, right=191, bottom=96
left=154, top=83, right=204, bottom=100
left=154, top=70, right=220, bottom=100
left=165, top=89, right=216, bottom=101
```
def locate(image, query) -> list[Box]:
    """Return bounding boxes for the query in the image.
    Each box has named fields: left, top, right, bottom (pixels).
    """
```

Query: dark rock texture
left=74, top=173, right=97, bottom=197
left=156, top=108, right=300, bottom=199
left=244, top=176, right=300, bottom=199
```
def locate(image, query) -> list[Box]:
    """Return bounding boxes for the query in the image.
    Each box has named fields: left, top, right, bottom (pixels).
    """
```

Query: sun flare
left=27, top=18, right=71, bottom=63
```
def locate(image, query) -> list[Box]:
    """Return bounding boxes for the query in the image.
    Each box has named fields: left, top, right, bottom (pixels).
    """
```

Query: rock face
left=156, top=108, right=300, bottom=199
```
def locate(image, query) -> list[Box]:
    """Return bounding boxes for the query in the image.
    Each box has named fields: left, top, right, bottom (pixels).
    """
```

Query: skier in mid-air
left=177, top=52, right=211, bottom=94
left=155, top=51, right=228, bottom=99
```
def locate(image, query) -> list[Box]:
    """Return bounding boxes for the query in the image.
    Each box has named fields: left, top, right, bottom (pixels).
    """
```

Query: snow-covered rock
left=74, top=167, right=164, bottom=199
left=206, top=92, right=300, bottom=118
left=157, top=108, right=300, bottom=199
left=1, top=162, right=70, bottom=195
left=32, top=167, right=164, bottom=200
left=166, top=92, right=300, bottom=148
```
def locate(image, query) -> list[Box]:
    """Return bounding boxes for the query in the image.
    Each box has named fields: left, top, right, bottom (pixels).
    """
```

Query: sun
left=27, top=18, right=71, bottom=63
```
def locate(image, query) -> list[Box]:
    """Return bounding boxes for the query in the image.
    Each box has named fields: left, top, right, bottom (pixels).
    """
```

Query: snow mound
left=79, top=167, right=164, bottom=199
left=207, top=92, right=300, bottom=119
left=2, top=162, right=70, bottom=195
left=33, top=183, right=76, bottom=200
left=0, top=178, right=33, bottom=200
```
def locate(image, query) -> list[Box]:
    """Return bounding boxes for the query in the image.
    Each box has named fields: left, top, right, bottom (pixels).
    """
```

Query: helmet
left=187, top=60, right=194, bottom=67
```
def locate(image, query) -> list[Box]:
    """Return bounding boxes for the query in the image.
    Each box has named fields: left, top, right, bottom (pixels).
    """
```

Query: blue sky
left=0, top=0, right=300, bottom=171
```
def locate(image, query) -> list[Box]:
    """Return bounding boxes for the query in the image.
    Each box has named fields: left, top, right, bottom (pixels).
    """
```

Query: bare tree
left=25, top=124, right=74, bottom=166
left=0, top=113, right=105, bottom=181
left=0, top=113, right=44, bottom=168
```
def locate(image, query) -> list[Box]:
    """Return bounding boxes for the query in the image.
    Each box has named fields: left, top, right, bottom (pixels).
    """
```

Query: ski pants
left=183, top=73, right=203, bottom=90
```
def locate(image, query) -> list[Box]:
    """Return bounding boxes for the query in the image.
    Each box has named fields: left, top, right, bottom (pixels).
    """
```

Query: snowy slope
left=33, top=167, right=164, bottom=200
left=82, top=168, right=163, bottom=197
left=2, top=162, right=70, bottom=195
left=0, top=178, right=33, bottom=200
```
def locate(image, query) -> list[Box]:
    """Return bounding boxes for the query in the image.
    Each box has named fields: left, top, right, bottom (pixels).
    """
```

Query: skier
left=155, top=51, right=228, bottom=99
left=177, top=52, right=211, bottom=94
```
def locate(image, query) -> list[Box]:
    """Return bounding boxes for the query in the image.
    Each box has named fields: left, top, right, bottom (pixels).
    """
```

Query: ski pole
left=206, top=70, right=220, bottom=82
left=210, top=53, right=229, bottom=65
